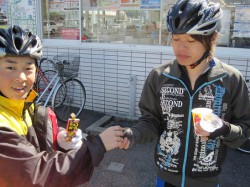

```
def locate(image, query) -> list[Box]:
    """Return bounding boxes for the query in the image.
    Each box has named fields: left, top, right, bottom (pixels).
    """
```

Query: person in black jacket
left=121, top=1, right=250, bottom=187
left=0, top=25, right=125, bottom=187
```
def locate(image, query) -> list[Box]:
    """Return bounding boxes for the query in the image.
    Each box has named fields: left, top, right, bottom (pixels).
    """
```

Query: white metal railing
left=42, top=46, right=250, bottom=119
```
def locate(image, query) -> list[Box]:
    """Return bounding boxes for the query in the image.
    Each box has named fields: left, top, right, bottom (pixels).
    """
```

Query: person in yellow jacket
left=0, top=25, right=125, bottom=187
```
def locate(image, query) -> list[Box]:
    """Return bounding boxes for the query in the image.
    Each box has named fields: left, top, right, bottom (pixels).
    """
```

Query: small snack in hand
left=65, top=113, right=80, bottom=141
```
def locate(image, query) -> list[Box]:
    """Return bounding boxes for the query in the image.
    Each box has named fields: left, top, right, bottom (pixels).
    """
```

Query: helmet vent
left=28, top=32, right=32, bottom=37
left=14, top=37, right=23, bottom=50
left=179, top=0, right=188, bottom=12
left=198, top=23, right=216, bottom=31
left=186, top=14, right=202, bottom=28
left=175, top=17, right=181, bottom=29
left=31, top=39, right=37, bottom=47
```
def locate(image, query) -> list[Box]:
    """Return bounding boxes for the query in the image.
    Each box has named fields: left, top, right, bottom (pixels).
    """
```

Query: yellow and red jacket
left=0, top=90, right=106, bottom=187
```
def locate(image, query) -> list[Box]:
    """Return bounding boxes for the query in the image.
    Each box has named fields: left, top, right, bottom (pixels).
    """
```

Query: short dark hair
left=190, top=34, right=216, bottom=54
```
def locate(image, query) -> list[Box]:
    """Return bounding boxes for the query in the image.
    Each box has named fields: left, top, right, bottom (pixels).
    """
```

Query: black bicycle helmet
left=166, top=0, right=222, bottom=35
left=0, top=25, right=42, bottom=60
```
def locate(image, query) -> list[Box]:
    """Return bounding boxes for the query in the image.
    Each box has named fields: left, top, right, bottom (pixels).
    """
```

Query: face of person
left=172, top=34, right=206, bottom=67
left=0, top=56, right=36, bottom=100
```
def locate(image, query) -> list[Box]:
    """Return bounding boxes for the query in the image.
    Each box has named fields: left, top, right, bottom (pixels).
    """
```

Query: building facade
left=1, top=0, right=250, bottom=118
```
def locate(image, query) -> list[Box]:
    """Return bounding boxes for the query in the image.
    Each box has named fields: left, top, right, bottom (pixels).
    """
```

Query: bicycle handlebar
left=62, top=60, right=70, bottom=65
left=38, top=57, right=69, bottom=73
left=38, top=58, right=48, bottom=67
left=39, top=57, right=69, bottom=65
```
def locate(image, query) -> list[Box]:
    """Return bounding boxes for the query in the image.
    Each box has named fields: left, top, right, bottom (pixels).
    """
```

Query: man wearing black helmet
left=121, top=0, right=250, bottom=187
left=0, top=25, right=125, bottom=187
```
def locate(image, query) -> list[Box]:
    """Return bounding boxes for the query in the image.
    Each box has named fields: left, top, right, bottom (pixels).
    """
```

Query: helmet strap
left=190, top=50, right=210, bottom=69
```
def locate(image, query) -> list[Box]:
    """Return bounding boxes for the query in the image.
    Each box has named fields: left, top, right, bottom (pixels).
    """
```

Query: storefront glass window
left=80, top=0, right=162, bottom=44
left=42, top=0, right=80, bottom=40
left=0, top=4, right=7, bottom=21
left=1, top=0, right=35, bottom=31
left=41, top=0, right=250, bottom=48
left=81, top=9, right=161, bottom=45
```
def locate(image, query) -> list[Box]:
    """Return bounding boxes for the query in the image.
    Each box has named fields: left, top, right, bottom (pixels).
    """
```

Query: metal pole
left=129, top=75, right=137, bottom=118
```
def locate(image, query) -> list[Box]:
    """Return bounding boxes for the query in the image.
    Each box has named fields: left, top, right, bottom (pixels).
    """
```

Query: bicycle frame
left=35, top=55, right=86, bottom=122
left=35, top=68, right=52, bottom=93
left=35, top=72, right=61, bottom=106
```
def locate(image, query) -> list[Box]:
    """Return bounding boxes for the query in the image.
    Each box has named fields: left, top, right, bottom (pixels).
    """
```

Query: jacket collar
left=163, top=58, right=228, bottom=81
left=163, top=59, right=182, bottom=78
left=207, top=58, right=228, bottom=81
left=0, top=90, right=37, bottom=118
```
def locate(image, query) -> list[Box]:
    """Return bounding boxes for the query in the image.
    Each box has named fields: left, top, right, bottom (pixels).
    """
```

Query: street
left=82, top=140, right=250, bottom=187
left=70, top=110, right=250, bottom=187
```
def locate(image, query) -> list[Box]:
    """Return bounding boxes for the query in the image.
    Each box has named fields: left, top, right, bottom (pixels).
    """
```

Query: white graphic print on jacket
left=156, top=83, right=226, bottom=174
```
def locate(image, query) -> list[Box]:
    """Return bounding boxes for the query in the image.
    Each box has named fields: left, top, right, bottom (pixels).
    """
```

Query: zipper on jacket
left=22, top=102, right=31, bottom=131
left=182, top=76, right=227, bottom=187
left=163, top=73, right=192, bottom=187
left=163, top=73, right=227, bottom=187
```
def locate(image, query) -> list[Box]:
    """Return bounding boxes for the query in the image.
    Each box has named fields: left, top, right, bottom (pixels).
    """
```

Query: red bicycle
left=34, top=58, right=57, bottom=104
left=34, top=54, right=86, bottom=122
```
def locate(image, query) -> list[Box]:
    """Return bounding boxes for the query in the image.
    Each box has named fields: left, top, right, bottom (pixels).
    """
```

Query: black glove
left=208, top=121, right=230, bottom=139
left=122, top=128, right=135, bottom=148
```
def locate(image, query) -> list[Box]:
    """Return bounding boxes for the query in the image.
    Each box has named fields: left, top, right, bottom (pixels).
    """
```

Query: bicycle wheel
left=37, top=70, right=56, bottom=104
left=238, top=138, right=250, bottom=154
left=52, top=78, right=86, bottom=122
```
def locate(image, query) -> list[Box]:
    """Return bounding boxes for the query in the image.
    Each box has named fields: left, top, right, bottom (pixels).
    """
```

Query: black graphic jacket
left=131, top=58, right=250, bottom=185
left=0, top=90, right=106, bottom=187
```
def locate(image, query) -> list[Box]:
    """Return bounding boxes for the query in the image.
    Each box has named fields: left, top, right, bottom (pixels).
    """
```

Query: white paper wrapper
left=200, top=113, right=223, bottom=132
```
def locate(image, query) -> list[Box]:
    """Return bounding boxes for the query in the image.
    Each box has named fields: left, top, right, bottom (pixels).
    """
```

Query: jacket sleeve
left=131, top=67, right=165, bottom=144
left=0, top=127, right=106, bottom=187
left=222, top=67, right=250, bottom=148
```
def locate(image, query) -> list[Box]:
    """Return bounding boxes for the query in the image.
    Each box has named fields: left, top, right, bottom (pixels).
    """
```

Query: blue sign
left=140, top=0, right=161, bottom=9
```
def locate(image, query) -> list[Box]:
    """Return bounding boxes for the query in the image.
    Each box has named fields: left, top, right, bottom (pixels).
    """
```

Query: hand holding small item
left=99, top=126, right=125, bottom=151
left=120, top=128, right=134, bottom=149
left=57, top=113, right=83, bottom=150
left=192, top=108, right=229, bottom=141
left=57, top=129, right=83, bottom=150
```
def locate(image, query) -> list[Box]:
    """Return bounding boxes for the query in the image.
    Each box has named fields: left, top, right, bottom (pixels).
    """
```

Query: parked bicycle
left=35, top=54, right=86, bottom=122
left=35, top=57, right=56, bottom=103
